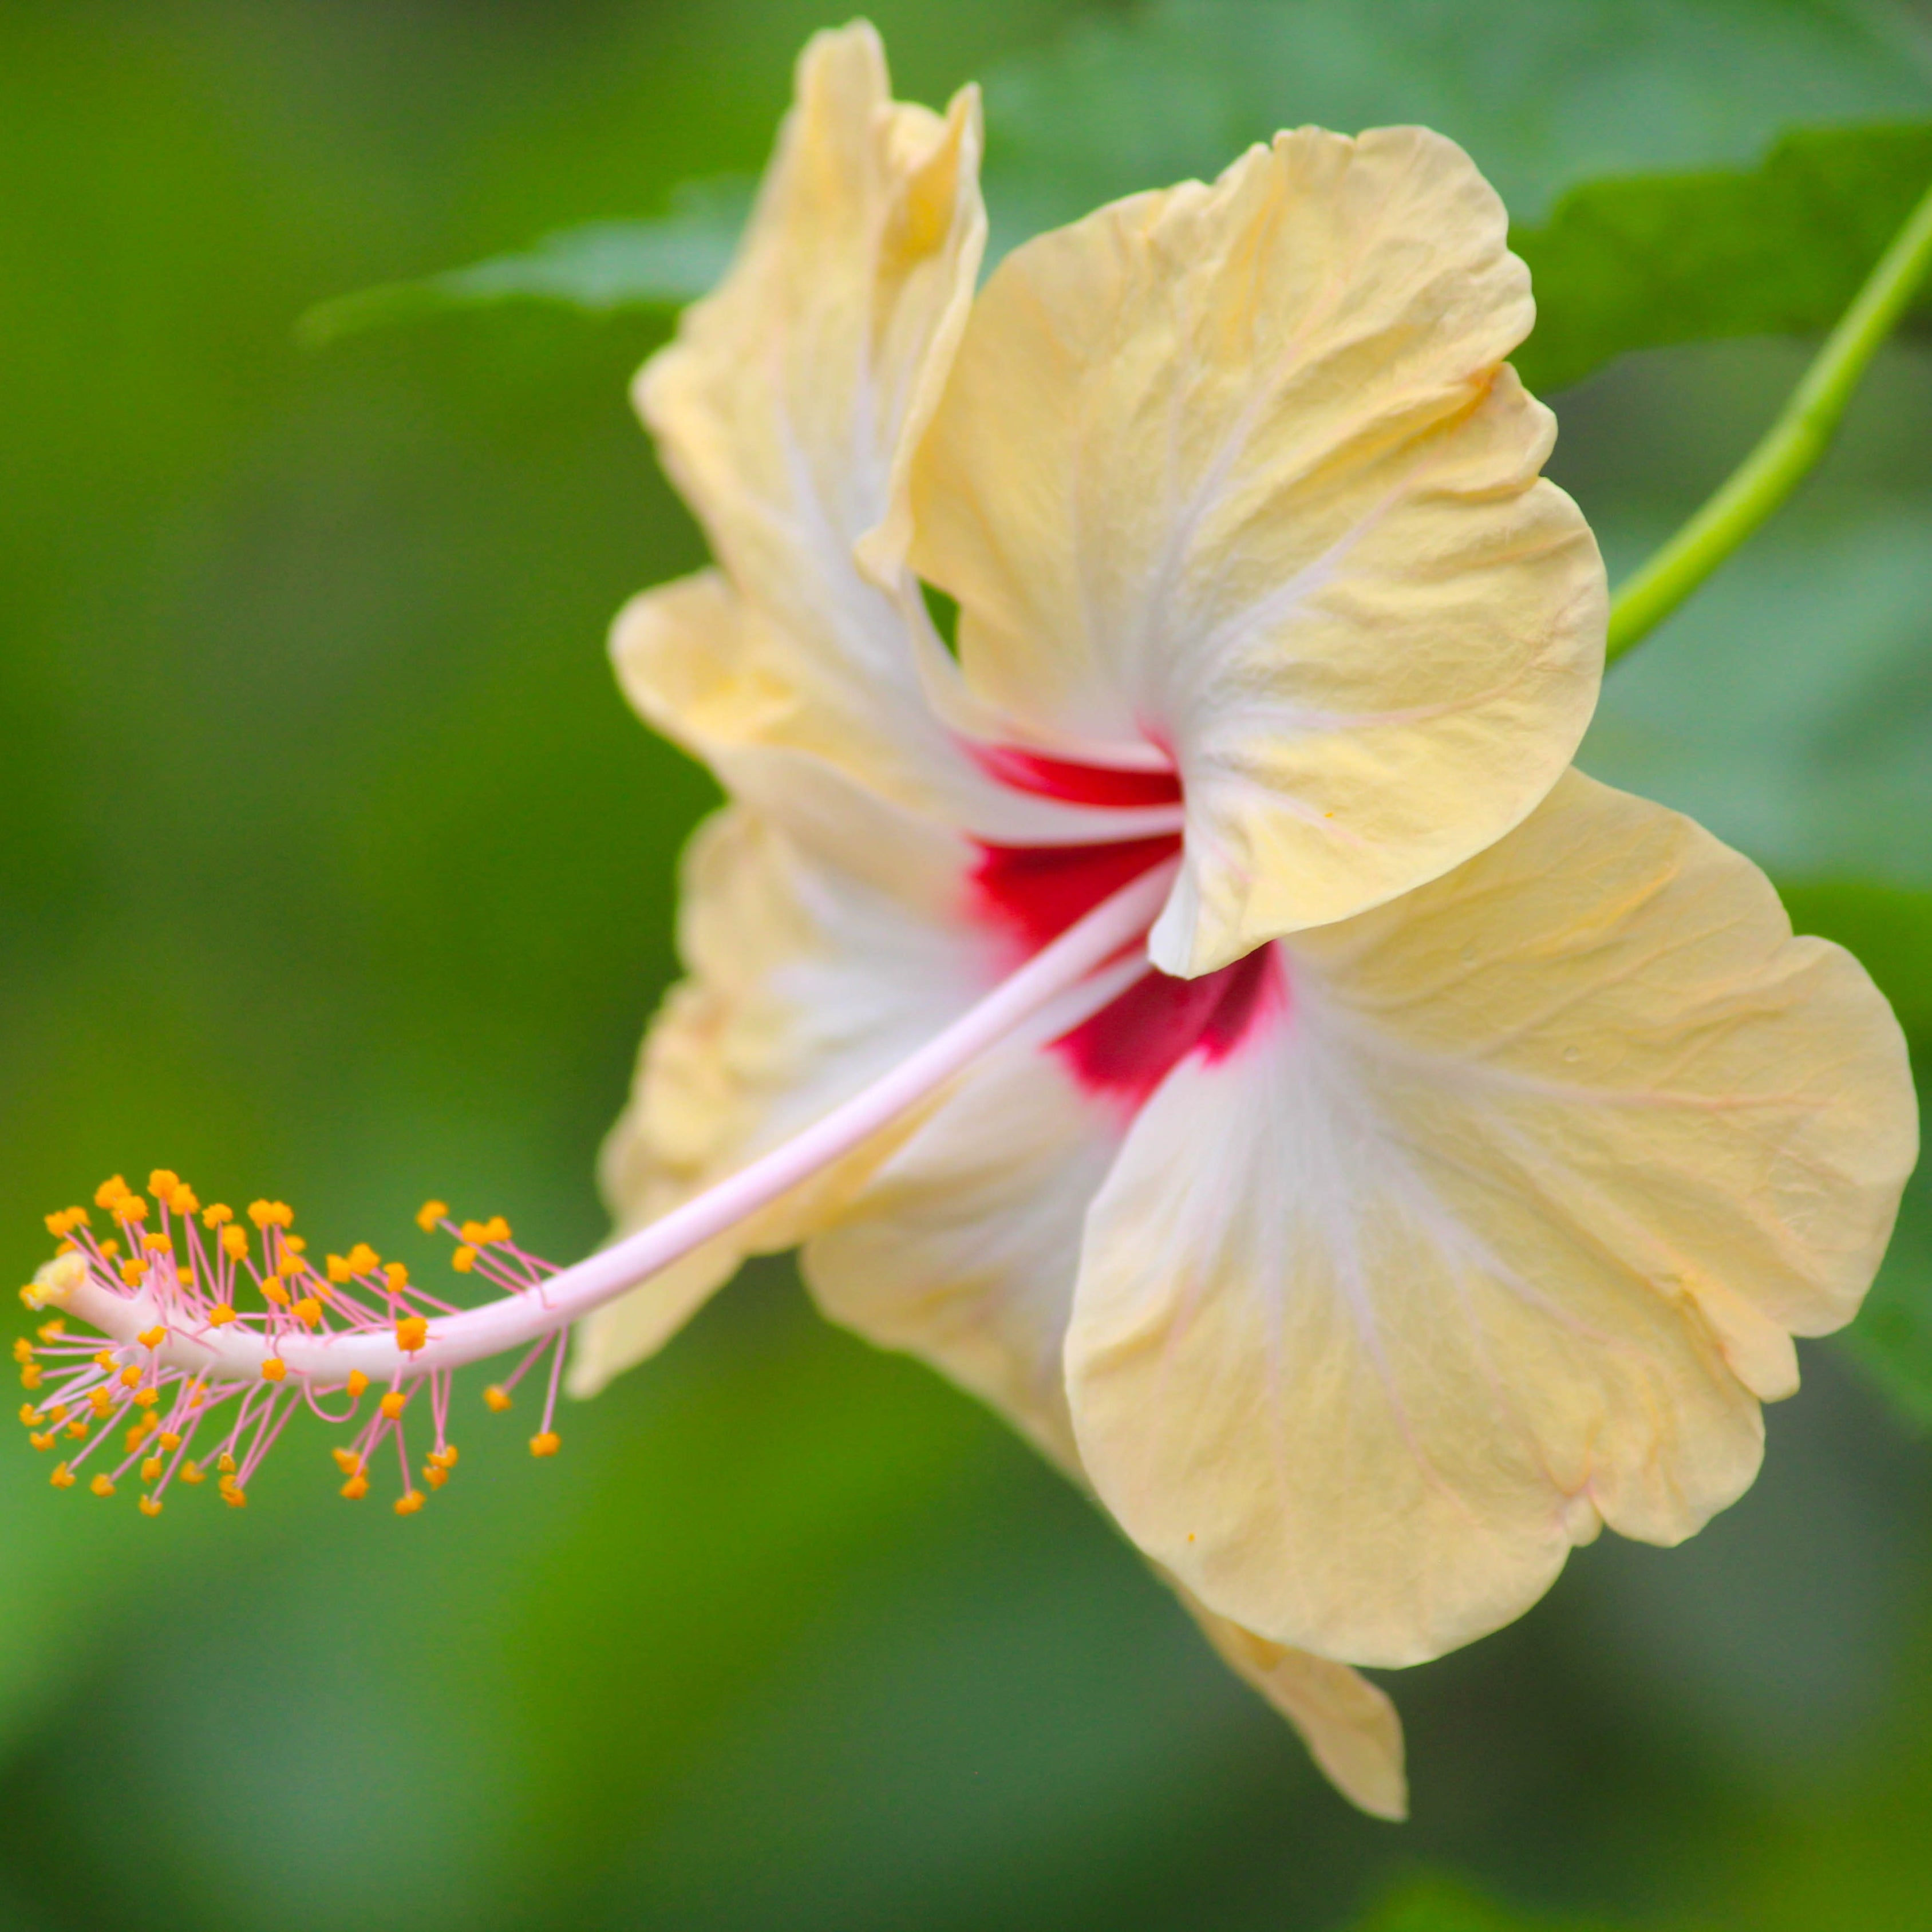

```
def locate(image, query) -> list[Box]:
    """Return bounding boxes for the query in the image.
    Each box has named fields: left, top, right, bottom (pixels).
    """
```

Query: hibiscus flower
left=568, top=21, right=1915, bottom=1809
left=27, top=20, right=1914, bottom=1823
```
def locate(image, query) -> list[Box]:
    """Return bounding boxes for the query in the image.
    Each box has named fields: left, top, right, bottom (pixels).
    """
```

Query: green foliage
left=1514, top=124, right=1932, bottom=395
left=298, top=178, right=754, bottom=345
left=978, top=0, right=1932, bottom=235
left=298, top=0, right=1932, bottom=398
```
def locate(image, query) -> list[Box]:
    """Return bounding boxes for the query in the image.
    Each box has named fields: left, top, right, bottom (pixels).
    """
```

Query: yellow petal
left=801, top=1058, right=1407, bottom=1819
left=578, top=792, right=989, bottom=1393
left=1066, top=772, right=1917, bottom=1666
left=804, top=1041, right=1123, bottom=1468
left=631, top=25, right=991, bottom=820
left=912, top=127, right=1605, bottom=977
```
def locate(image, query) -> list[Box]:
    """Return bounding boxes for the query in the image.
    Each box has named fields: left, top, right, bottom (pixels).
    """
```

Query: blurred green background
left=3, top=2, right=1929, bottom=1927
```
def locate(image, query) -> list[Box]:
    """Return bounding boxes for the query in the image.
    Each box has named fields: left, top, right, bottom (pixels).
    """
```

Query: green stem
left=1605, top=171, right=1932, bottom=665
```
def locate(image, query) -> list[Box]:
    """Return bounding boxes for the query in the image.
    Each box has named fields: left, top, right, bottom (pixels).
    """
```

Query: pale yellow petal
left=911, top=126, right=1605, bottom=976
left=799, top=1052, right=1406, bottom=1819
left=1066, top=772, right=1917, bottom=1666
left=577, top=792, right=991, bottom=1392
left=633, top=24, right=992, bottom=818
left=803, top=1042, right=1122, bottom=1470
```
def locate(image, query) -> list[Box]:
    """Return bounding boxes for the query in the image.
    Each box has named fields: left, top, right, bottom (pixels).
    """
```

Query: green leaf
left=980, top=0, right=1932, bottom=242
left=295, top=176, right=753, bottom=346
left=1514, top=125, right=1932, bottom=395
left=301, top=0, right=1932, bottom=350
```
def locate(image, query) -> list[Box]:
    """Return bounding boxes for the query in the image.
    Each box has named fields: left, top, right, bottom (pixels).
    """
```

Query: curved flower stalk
left=18, top=21, right=1918, bottom=1826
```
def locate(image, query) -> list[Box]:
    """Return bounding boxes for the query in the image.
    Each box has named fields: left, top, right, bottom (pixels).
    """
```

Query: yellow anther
left=159, top=1431, right=181, bottom=1452
left=18, top=1364, right=42, bottom=1390
left=416, top=1199, right=449, bottom=1233
left=261, top=1358, right=287, bottom=1384
left=125, top=1423, right=150, bottom=1451
left=459, top=1220, right=488, bottom=1246
left=167, top=1185, right=199, bottom=1216
left=346, top=1369, right=370, bottom=1400
left=50, top=1462, right=74, bottom=1488
left=118, top=1260, right=147, bottom=1287
left=216, top=1453, right=236, bottom=1475
left=18, top=1404, right=41, bottom=1427
left=94, top=1175, right=130, bottom=1209
left=139, top=1495, right=163, bottom=1518
left=138, top=1326, right=166, bottom=1350
left=379, top=1389, right=408, bottom=1420
left=118, top=1364, right=143, bottom=1389
left=203, top=1203, right=233, bottom=1228
left=394, top=1317, right=428, bottom=1353
left=37, top=1320, right=65, bottom=1342
left=207, top=1304, right=238, bottom=1329
left=141, top=1457, right=163, bottom=1483
left=394, top=1490, right=425, bottom=1516
left=283, top=1234, right=307, bottom=1255
left=48, top=1401, right=67, bottom=1422
left=483, top=1216, right=511, bottom=1244
left=29, top=1432, right=54, bottom=1452
left=180, top=1267, right=196, bottom=1290
left=452, top=1246, right=476, bottom=1274
left=221, top=1225, right=248, bottom=1261
left=117, top=1195, right=149, bottom=1224
left=148, top=1170, right=180, bottom=1198
left=331, top=1447, right=362, bottom=1475
left=65, top=1419, right=88, bottom=1439
left=93, top=1351, right=116, bottom=1369
left=346, top=1243, right=380, bottom=1274
left=384, top=1262, right=409, bottom=1291
left=293, top=1298, right=322, bottom=1327
left=90, top=1473, right=114, bottom=1498
left=424, top=1465, right=448, bottom=1490
left=428, top=1444, right=459, bottom=1469
left=261, top=1277, right=290, bottom=1308
left=529, top=1432, right=561, bottom=1458
left=143, top=1232, right=172, bottom=1254
left=11, top=1338, right=33, bottom=1364
left=88, top=1387, right=113, bottom=1415
left=179, top=1460, right=205, bottom=1485
left=246, top=1200, right=275, bottom=1230
left=132, top=1389, right=158, bottom=1409
left=484, top=1385, right=512, bottom=1413
left=326, top=1254, right=353, bottom=1284
left=100, top=1239, right=120, bottom=1258
left=221, top=1485, right=247, bottom=1509
left=17, top=1288, right=33, bottom=1310
left=340, top=1473, right=369, bottom=1500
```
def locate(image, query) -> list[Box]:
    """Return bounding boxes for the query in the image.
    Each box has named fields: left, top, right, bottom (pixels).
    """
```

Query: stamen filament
left=57, top=859, right=1178, bottom=1390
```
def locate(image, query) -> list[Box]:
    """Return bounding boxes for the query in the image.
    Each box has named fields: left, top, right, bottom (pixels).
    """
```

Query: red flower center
left=969, top=757, right=1285, bottom=1112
